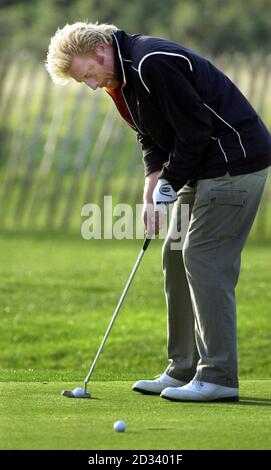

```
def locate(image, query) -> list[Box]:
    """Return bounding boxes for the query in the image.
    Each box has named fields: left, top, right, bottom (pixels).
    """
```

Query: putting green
left=0, top=380, right=270, bottom=450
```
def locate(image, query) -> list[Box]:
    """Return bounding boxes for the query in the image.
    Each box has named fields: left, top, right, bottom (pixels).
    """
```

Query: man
left=46, top=22, right=271, bottom=402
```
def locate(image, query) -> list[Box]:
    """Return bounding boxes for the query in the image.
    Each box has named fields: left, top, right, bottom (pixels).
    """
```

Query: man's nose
left=85, top=78, right=99, bottom=90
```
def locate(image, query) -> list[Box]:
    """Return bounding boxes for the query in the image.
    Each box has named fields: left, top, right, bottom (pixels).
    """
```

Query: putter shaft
left=84, top=235, right=151, bottom=392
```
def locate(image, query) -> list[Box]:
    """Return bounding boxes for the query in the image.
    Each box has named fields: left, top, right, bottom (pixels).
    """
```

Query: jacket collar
left=112, top=30, right=133, bottom=89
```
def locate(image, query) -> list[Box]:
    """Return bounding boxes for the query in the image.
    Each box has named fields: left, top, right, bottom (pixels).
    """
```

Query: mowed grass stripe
left=0, top=234, right=270, bottom=378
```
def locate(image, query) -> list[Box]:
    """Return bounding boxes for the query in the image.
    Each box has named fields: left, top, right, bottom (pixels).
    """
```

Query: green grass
left=0, top=233, right=167, bottom=377
left=0, top=233, right=270, bottom=449
left=0, top=233, right=270, bottom=378
left=0, top=380, right=270, bottom=450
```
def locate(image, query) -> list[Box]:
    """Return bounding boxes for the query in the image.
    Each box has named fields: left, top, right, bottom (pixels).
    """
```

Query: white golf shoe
left=160, top=379, right=239, bottom=402
left=132, top=373, right=187, bottom=395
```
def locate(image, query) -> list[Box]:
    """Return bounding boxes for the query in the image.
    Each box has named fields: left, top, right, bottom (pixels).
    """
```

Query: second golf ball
left=113, top=420, right=126, bottom=432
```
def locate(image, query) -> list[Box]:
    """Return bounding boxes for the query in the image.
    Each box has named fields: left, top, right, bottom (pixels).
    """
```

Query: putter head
left=62, top=389, right=91, bottom=399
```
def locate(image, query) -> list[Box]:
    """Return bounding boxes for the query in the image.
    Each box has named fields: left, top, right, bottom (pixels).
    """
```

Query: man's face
left=70, top=45, right=119, bottom=90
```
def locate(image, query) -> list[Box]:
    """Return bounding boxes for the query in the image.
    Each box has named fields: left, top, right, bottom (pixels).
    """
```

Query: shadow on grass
left=239, top=396, right=271, bottom=407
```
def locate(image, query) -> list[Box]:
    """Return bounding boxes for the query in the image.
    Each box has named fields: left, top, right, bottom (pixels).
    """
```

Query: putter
left=62, top=234, right=152, bottom=399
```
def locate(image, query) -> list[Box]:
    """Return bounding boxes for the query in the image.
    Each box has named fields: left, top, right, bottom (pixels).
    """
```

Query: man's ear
left=95, top=44, right=105, bottom=57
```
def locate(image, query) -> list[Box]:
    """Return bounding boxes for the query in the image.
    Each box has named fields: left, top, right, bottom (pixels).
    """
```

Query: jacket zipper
left=121, top=88, right=147, bottom=135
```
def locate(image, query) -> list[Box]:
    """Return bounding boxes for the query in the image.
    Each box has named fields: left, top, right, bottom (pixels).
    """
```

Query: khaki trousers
left=162, top=167, right=269, bottom=387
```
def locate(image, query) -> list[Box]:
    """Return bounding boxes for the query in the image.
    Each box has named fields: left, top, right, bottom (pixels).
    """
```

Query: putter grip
left=142, top=235, right=152, bottom=251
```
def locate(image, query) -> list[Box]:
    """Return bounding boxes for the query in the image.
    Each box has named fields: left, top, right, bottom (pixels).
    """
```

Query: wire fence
left=0, top=51, right=270, bottom=238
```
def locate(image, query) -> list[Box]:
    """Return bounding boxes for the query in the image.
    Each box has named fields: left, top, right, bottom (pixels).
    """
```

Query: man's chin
left=104, top=79, right=120, bottom=89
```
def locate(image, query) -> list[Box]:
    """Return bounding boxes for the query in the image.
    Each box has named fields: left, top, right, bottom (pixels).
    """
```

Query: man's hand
left=142, top=173, right=176, bottom=236
left=152, top=178, right=177, bottom=206
left=142, top=202, right=167, bottom=236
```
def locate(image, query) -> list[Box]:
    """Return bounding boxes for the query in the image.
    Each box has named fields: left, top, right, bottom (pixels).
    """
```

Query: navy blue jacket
left=111, top=30, right=271, bottom=191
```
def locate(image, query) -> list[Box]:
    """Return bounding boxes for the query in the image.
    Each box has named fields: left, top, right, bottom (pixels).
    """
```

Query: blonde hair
left=45, top=22, right=118, bottom=85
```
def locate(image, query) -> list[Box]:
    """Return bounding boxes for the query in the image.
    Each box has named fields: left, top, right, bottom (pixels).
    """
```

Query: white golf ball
left=73, top=387, right=85, bottom=398
left=113, top=420, right=126, bottom=432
